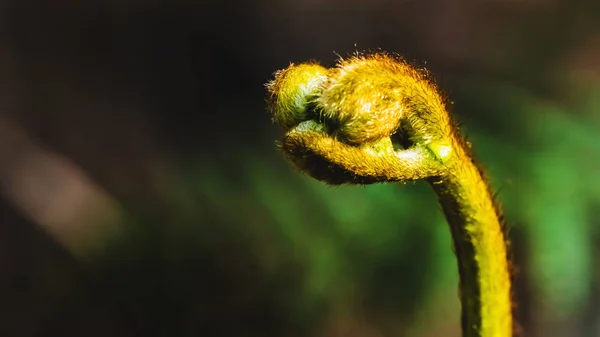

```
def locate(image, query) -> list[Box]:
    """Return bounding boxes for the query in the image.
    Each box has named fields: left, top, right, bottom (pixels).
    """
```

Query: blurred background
left=0, top=1, right=599, bottom=336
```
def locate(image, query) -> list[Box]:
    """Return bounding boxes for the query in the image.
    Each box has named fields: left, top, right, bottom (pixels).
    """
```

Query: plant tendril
left=266, top=53, right=513, bottom=337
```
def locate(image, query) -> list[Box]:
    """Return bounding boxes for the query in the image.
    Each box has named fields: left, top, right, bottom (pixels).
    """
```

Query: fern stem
left=266, top=52, right=513, bottom=337
left=430, top=142, right=512, bottom=337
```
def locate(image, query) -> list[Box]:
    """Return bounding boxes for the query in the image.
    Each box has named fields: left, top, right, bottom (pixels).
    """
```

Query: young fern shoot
left=266, top=54, right=513, bottom=337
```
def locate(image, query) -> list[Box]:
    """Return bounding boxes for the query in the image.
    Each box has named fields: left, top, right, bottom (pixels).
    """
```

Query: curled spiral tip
left=266, top=62, right=329, bottom=129
left=265, top=53, right=453, bottom=184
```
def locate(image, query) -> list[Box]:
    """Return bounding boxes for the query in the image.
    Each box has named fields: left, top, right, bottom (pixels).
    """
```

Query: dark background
left=1, top=1, right=600, bottom=336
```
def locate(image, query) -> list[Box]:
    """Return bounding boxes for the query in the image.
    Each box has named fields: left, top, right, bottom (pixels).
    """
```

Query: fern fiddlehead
left=266, top=53, right=513, bottom=337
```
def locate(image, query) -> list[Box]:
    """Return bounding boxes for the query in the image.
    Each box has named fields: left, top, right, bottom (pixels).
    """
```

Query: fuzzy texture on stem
left=266, top=53, right=513, bottom=337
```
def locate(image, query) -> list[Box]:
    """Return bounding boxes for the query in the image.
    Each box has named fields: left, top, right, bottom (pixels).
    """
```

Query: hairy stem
left=266, top=53, right=513, bottom=337
left=429, top=140, right=512, bottom=337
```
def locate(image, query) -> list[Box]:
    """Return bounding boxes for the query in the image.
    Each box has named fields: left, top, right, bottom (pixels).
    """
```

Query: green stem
left=429, top=143, right=512, bottom=337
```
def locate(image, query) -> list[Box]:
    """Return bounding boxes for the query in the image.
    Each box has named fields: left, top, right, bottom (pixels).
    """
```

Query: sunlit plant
left=266, top=53, right=513, bottom=337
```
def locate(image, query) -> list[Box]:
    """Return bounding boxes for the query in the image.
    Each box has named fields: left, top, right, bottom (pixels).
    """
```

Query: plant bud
left=266, top=63, right=329, bottom=129
left=317, top=56, right=407, bottom=144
